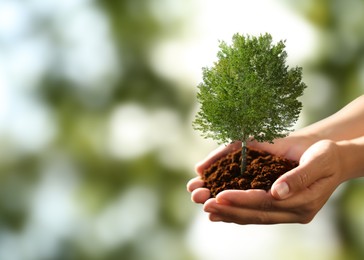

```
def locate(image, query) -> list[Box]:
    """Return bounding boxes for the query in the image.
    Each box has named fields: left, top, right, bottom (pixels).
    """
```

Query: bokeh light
left=0, top=0, right=363, bottom=259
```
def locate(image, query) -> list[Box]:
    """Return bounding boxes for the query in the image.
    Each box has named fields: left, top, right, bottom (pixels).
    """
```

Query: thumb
left=271, top=140, right=337, bottom=200
left=195, top=142, right=241, bottom=175
left=271, top=164, right=311, bottom=200
left=271, top=146, right=318, bottom=199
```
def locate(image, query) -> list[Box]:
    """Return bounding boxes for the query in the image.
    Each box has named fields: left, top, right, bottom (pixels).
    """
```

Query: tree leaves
left=193, top=33, right=306, bottom=145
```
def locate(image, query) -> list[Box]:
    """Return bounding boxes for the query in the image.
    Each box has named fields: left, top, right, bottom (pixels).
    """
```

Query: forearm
left=337, top=136, right=364, bottom=180
left=295, top=95, right=364, bottom=142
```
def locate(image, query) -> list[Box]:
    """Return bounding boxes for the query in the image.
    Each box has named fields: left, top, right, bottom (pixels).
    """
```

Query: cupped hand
left=187, top=134, right=314, bottom=204
left=187, top=141, right=242, bottom=204
left=187, top=136, right=345, bottom=224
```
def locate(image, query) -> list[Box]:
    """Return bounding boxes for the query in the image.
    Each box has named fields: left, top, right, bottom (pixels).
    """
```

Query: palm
left=249, top=135, right=312, bottom=162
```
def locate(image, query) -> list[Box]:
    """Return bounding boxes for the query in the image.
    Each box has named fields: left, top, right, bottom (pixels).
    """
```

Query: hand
left=187, top=142, right=243, bottom=204
left=187, top=134, right=314, bottom=204
left=187, top=138, right=345, bottom=224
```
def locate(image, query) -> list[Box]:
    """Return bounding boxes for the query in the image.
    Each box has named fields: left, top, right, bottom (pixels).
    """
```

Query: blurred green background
left=0, top=0, right=363, bottom=259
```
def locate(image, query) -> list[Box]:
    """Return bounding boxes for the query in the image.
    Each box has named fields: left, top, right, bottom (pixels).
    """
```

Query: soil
left=201, top=147, right=299, bottom=197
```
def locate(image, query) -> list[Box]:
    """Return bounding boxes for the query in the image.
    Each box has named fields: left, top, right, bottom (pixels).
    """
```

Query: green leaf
left=193, top=33, right=306, bottom=145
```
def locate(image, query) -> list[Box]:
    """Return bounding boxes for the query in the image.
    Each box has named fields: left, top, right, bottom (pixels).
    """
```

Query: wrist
left=289, top=130, right=321, bottom=150
left=336, top=139, right=364, bottom=180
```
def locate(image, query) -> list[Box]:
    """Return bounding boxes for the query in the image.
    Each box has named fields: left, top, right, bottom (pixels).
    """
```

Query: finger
left=271, top=167, right=306, bottom=200
left=214, top=189, right=297, bottom=212
left=208, top=208, right=299, bottom=224
left=186, top=177, right=204, bottom=192
left=271, top=140, right=337, bottom=200
left=208, top=189, right=323, bottom=224
left=195, top=141, right=241, bottom=175
left=249, top=136, right=309, bottom=162
left=216, top=189, right=270, bottom=208
left=248, top=139, right=275, bottom=153
left=272, top=161, right=324, bottom=200
left=191, top=188, right=211, bottom=204
left=215, top=189, right=311, bottom=212
left=204, top=198, right=299, bottom=224
left=272, top=150, right=334, bottom=200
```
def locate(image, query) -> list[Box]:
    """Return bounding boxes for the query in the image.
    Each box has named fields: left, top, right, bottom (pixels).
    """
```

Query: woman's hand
left=187, top=137, right=346, bottom=224
left=187, top=134, right=314, bottom=204
left=188, top=96, right=364, bottom=224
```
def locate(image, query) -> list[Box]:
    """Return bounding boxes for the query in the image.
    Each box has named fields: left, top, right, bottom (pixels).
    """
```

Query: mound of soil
left=202, top=147, right=298, bottom=197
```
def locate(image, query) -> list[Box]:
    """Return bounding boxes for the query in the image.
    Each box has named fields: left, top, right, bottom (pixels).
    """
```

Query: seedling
left=193, top=33, right=306, bottom=174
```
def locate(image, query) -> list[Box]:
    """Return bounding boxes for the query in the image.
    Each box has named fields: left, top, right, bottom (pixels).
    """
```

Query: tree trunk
left=241, top=140, right=247, bottom=175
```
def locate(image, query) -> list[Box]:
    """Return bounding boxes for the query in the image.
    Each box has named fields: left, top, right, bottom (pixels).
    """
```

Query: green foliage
left=0, top=0, right=196, bottom=259
left=193, top=33, right=307, bottom=144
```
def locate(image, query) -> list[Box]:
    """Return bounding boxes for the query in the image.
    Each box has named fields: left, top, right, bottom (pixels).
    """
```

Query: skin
left=187, top=95, right=364, bottom=224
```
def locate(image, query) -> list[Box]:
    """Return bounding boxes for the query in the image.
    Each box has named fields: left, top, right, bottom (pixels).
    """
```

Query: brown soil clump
left=202, top=147, right=298, bottom=197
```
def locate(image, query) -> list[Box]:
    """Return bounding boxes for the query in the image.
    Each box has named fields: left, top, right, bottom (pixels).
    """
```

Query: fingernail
left=216, top=196, right=230, bottom=205
left=274, top=182, right=289, bottom=199
left=205, top=205, right=218, bottom=214
left=210, top=214, right=223, bottom=222
left=194, top=163, right=203, bottom=174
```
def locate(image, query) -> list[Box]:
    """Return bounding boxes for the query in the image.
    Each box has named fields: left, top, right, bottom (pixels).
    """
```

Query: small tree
left=193, top=33, right=306, bottom=174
